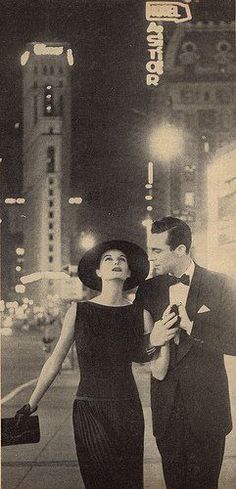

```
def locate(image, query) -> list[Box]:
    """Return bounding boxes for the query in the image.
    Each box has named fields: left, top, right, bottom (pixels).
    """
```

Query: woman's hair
left=151, top=216, right=192, bottom=253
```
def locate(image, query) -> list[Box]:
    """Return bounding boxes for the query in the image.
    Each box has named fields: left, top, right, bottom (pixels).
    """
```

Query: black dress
left=72, top=301, right=145, bottom=489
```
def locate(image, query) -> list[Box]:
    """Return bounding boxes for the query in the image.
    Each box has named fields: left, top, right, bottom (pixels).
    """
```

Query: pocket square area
left=197, top=305, right=210, bottom=313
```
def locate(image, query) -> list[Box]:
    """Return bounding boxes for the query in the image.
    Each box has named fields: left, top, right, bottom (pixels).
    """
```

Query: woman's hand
left=150, top=305, right=178, bottom=346
left=14, top=403, right=37, bottom=426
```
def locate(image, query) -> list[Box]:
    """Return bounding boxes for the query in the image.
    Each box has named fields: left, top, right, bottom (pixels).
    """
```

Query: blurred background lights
left=80, top=233, right=96, bottom=251
left=16, top=248, right=25, bottom=256
left=15, top=266, right=22, bottom=272
left=15, top=284, right=26, bottom=294
left=147, top=206, right=153, bottom=211
left=69, top=197, right=82, bottom=204
left=20, top=50, right=30, bottom=66
left=145, top=195, right=153, bottom=201
left=149, top=124, right=185, bottom=161
left=67, top=48, right=74, bottom=66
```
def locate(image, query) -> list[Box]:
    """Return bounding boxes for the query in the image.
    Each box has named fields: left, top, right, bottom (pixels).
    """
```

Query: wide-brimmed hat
left=78, top=240, right=149, bottom=291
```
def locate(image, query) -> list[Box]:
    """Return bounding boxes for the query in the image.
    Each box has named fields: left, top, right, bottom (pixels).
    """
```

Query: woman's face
left=96, top=249, right=131, bottom=284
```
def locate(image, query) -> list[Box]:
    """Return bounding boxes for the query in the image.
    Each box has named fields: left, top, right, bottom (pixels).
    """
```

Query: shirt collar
left=180, top=259, right=195, bottom=285
left=169, top=259, right=195, bottom=285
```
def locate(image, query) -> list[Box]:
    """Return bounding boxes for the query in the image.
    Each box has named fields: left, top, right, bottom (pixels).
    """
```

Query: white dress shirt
left=169, top=260, right=195, bottom=344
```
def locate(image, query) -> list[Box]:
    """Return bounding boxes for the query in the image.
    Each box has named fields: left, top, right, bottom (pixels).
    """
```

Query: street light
left=149, top=123, right=185, bottom=162
left=149, top=123, right=185, bottom=215
left=80, top=233, right=96, bottom=251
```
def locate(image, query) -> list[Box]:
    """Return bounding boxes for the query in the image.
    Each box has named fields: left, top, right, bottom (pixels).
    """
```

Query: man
left=135, top=216, right=236, bottom=489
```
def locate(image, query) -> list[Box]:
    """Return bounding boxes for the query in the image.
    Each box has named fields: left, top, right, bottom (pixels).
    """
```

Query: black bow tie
left=169, top=274, right=190, bottom=286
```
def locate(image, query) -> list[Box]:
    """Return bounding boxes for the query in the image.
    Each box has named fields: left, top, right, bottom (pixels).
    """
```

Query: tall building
left=149, top=21, right=236, bottom=264
left=21, top=42, right=74, bottom=302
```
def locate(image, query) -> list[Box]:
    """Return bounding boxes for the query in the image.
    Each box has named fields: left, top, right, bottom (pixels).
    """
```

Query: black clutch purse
left=1, top=415, right=40, bottom=446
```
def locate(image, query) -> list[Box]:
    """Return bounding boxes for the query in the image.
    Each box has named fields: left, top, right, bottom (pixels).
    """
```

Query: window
left=34, top=95, right=38, bottom=124
left=49, top=222, right=53, bottom=230
left=49, top=178, right=54, bottom=185
left=49, top=233, right=54, bottom=241
left=49, top=211, right=54, bottom=218
left=47, top=146, right=55, bottom=173
left=49, top=256, right=53, bottom=263
left=185, top=192, right=195, bottom=207
left=44, top=85, right=54, bottom=116
left=49, top=245, right=54, bottom=252
left=49, top=200, right=54, bottom=208
left=49, top=189, right=54, bottom=196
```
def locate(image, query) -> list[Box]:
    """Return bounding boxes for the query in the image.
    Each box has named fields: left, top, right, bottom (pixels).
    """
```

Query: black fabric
left=156, top=388, right=225, bottom=489
left=1, top=415, right=40, bottom=446
left=134, top=265, right=236, bottom=441
left=74, top=301, right=145, bottom=399
left=169, top=274, right=190, bottom=286
left=73, top=301, right=145, bottom=488
left=73, top=398, right=144, bottom=489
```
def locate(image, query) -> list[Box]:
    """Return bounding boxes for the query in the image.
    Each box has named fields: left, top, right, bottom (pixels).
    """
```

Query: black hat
left=78, top=240, right=149, bottom=291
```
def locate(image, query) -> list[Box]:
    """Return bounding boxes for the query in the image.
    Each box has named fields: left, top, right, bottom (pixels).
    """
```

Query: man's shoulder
left=197, top=264, right=235, bottom=289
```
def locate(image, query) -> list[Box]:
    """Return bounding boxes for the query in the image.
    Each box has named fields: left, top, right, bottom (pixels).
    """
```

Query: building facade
left=21, top=42, right=74, bottom=302
left=149, top=21, right=236, bottom=265
left=207, top=142, right=236, bottom=278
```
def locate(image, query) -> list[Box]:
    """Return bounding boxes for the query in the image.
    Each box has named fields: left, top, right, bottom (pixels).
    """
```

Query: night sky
left=1, top=0, right=235, bottom=248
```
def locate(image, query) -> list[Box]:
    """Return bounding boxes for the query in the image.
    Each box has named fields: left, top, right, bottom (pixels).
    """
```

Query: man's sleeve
left=190, top=276, right=236, bottom=356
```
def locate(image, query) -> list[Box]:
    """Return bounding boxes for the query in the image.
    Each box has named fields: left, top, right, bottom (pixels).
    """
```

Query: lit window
left=44, top=85, right=54, bottom=116
left=185, top=192, right=195, bottom=207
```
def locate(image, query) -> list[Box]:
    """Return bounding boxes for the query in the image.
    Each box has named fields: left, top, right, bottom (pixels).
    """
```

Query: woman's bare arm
left=143, top=309, right=170, bottom=380
left=28, top=303, right=77, bottom=411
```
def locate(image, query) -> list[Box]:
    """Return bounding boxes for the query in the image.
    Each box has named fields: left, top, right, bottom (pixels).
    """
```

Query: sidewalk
left=2, top=360, right=236, bottom=489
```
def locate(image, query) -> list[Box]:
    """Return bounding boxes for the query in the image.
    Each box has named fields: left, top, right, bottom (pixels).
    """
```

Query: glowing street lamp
left=149, top=123, right=185, bottom=162
left=80, top=233, right=96, bottom=251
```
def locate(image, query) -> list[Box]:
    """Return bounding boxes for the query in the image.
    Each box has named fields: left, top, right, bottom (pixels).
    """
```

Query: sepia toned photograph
left=1, top=1, right=236, bottom=488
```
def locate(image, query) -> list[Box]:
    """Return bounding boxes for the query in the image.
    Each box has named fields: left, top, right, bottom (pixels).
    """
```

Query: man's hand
left=150, top=305, right=179, bottom=347
left=178, top=303, right=193, bottom=335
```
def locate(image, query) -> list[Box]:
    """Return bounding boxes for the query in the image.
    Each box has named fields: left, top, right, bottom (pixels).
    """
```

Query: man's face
left=148, top=231, right=178, bottom=275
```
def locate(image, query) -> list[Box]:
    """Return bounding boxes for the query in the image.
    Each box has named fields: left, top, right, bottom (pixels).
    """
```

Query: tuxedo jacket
left=135, top=264, right=236, bottom=441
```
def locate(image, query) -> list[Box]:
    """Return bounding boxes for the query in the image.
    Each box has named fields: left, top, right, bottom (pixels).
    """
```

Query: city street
left=2, top=330, right=236, bottom=489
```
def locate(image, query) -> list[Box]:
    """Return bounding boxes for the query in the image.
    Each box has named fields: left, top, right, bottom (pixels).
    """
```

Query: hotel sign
left=146, top=1, right=192, bottom=23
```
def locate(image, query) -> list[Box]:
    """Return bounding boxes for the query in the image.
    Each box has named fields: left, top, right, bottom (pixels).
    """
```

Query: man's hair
left=151, top=216, right=192, bottom=253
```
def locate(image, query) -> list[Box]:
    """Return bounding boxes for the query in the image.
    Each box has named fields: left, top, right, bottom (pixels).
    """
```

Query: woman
left=15, top=240, right=176, bottom=489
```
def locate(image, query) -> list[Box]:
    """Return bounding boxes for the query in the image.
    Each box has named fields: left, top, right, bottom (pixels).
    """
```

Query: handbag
left=1, top=415, right=40, bottom=446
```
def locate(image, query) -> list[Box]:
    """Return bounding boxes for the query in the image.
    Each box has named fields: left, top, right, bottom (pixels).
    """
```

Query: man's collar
left=180, top=259, right=195, bottom=284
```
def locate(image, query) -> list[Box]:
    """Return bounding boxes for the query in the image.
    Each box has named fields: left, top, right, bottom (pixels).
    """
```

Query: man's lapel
left=176, top=264, right=204, bottom=364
